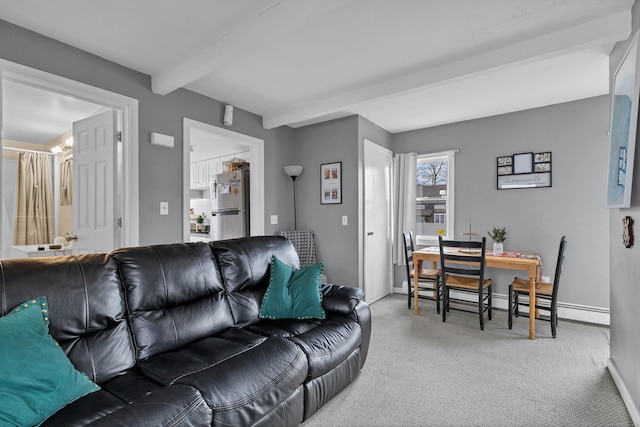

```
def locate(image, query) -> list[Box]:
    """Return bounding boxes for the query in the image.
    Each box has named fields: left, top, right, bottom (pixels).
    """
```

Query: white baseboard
left=608, top=358, right=640, bottom=426
left=396, top=281, right=610, bottom=325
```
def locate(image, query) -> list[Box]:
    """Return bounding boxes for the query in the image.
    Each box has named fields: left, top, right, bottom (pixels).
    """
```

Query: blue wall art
left=607, top=32, right=640, bottom=208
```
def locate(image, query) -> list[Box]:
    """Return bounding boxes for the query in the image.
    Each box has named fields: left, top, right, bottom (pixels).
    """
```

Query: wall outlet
left=270, top=215, right=278, bottom=225
left=160, top=201, right=168, bottom=215
left=542, top=276, right=551, bottom=283
left=342, top=216, right=348, bottom=226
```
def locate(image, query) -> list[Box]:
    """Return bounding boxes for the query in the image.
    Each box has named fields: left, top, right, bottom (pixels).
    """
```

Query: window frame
left=415, top=150, right=456, bottom=246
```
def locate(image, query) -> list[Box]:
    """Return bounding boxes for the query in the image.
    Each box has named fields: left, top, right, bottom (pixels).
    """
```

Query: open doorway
left=182, top=118, right=264, bottom=242
left=0, top=59, right=139, bottom=258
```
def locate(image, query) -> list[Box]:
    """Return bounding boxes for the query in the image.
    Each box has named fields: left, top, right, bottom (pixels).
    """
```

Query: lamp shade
left=284, top=165, right=304, bottom=177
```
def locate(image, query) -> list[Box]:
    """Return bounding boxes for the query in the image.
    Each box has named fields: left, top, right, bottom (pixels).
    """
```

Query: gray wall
left=0, top=19, right=297, bottom=244
left=609, top=1, right=640, bottom=417
left=283, top=116, right=393, bottom=287
left=394, top=96, right=611, bottom=308
left=288, top=117, right=359, bottom=285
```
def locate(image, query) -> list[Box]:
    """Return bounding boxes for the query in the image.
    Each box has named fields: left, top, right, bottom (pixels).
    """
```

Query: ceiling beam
left=262, top=10, right=631, bottom=129
left=151, top=0, right=352, bottom=95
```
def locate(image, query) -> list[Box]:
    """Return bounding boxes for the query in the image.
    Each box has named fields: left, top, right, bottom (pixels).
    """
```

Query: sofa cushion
left=287, top=316, right=362, bottom=380
left=211, top=236, right=300, bottom=327
left=0, top=254, right=136, bottom=384
left=0, top=297, right=100, bottom=426
left=41, top=389, right=126, bottom=426
left=248, top=314, right=362, bottom=380
left=259, top=255, right=325, bottom=320
left=175, top=336, right=308, bottom=426
left=80, top=385, right=212, bottom=427
left=138, top=328, right=268, bottom=385
left=112, top=242, right=233, bottom=360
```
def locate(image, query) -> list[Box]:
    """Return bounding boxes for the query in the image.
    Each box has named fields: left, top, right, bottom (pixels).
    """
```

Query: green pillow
left=259, top=255, right=326, bottom=320
left=0, top=296, right=100, bottom=426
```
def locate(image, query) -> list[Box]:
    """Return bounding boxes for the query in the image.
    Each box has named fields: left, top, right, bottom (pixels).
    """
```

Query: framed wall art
left=497, top=151, right=551, bottom=190
left=320, top=162, right=342, bottom=204
left=606, top=31, right=640, bottom=208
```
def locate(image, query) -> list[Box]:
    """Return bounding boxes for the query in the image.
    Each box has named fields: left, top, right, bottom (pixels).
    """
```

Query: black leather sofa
left=0, top=236, right=371, bottom=426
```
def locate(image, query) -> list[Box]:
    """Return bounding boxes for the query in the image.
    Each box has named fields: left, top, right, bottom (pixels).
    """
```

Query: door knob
left=367, top=231, right=374, bottom=236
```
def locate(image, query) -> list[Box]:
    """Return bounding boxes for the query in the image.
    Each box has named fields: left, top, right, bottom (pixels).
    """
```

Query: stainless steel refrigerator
left=209, top=171, right=250, bottom=241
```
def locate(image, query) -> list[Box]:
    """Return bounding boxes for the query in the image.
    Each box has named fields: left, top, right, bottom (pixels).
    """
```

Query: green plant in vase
left=487, top=227, right=506, bottom=255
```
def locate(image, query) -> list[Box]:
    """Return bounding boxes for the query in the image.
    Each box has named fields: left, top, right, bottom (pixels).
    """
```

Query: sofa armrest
left=320, top=283, right=365, bottom=316
left=320, top=283, right=371, bottom=369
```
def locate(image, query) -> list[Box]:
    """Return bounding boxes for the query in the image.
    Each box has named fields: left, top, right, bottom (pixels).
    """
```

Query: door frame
left=0, top=59, right=139, bottom=250
left=359, top=138, right=394, bottom=301
left=182, top=118, right=264, bottom=242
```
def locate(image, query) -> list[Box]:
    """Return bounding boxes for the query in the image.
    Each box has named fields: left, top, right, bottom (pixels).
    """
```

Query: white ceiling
left=0, top=0, right=635, bottom=136
left=2, top=80, right=103, bottom=145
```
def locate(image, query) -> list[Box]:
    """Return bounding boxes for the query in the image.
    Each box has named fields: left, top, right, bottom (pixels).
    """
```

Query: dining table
left=412, top=246, right=542, bottom=340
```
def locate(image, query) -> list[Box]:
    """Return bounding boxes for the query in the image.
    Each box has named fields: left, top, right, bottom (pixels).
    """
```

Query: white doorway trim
left=0, top=59, right=139, bottom=248
left=182, top=118, right=264, bottom=242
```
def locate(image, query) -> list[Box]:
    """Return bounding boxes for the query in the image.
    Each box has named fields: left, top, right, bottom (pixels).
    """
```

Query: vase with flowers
left=487, top=227, right=507, bottom=255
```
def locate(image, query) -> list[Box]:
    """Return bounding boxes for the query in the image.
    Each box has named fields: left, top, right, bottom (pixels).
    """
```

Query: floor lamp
left=284, top=165, right=303, bottom=230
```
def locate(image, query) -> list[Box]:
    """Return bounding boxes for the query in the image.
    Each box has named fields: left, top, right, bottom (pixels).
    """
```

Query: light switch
left=271, top=215, right=278, bottom=225
left=160, top=202, right=168, bottom=215
left=342, top=216, right=348, bottom=226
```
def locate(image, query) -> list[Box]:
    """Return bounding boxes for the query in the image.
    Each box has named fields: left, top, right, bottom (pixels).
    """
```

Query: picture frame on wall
left=320, top=162, right=342, bottom=204
left=497, top=151, right=552, bottom=190
left=606, top=31, right=640, bottom=208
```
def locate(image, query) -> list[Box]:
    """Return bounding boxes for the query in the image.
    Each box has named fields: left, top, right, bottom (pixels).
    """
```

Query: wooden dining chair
left=439, top=236, right=492, bottom=330
left=508, top=236, right=567, bottom=338
left=403, top=232, right=441, bottom=313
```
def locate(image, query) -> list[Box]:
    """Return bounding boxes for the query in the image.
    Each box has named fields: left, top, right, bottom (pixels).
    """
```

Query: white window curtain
left=13, top=152, right=54, bottom=245
left=392, top=152, right=417, bottom=265
left=60, top=159, right=73, bottom=206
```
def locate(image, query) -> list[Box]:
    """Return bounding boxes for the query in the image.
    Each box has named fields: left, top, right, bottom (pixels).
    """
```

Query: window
left=415, top=151, right=455, bottom=245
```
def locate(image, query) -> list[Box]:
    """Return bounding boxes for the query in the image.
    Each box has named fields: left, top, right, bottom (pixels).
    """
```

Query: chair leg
left=436, top=277, right=441, bottom=315
left=442, top=286, right=447, bottom=322
left=408, top=285, right=412, bottom=309
left=479, top=290, right=484, bottom=330
left=488, top=286, right=492, bottom=321
left=551, top=301, right=557, bottom=338
left=508, top=285, right=513, bottom=329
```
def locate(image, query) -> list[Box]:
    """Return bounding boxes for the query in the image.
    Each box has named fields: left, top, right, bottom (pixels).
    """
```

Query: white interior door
left=73, top=110, right=117, bottom=253
left=363, top=139, right=393, bottom=304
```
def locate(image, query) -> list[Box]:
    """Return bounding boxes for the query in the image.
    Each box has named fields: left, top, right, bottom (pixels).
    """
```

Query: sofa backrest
left=111, top=242, right=232, bottom=360
left=210, top=236, right=299, bottom=327
left=0, top=254, right=135, bottom=384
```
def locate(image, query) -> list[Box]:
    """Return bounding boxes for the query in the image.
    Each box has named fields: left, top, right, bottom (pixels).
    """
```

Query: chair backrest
left=279, top=230, right=318, bottom=267
left=438, top=236, right=487, bottom=289
left=551, top=236, right=567, bottom=301
left=402, top=232, right=414, bottom=282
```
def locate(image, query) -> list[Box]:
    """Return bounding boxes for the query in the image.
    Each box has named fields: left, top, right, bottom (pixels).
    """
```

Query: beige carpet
left=302, top=294, right=632, bottom=427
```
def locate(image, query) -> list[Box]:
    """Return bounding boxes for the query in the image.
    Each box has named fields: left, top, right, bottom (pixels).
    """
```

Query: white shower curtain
left=392, top=152, right=417, bottom=266
left=13, top=152, right=54, bottom=245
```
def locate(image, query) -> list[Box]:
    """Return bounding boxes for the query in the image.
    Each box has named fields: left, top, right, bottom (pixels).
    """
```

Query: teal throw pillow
left=259, top=255, right=326, bottom=320
left=0, top=296, right=100, bottom=426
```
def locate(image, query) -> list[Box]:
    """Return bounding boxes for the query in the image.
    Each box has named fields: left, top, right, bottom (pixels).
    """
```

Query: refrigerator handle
left=211, top=209, right=241, bottom=216
left=211, top=179, right=217, bottom=199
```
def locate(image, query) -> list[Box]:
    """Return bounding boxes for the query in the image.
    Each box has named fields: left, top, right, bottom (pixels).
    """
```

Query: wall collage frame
left=496, top=151, right=552, bottom=190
